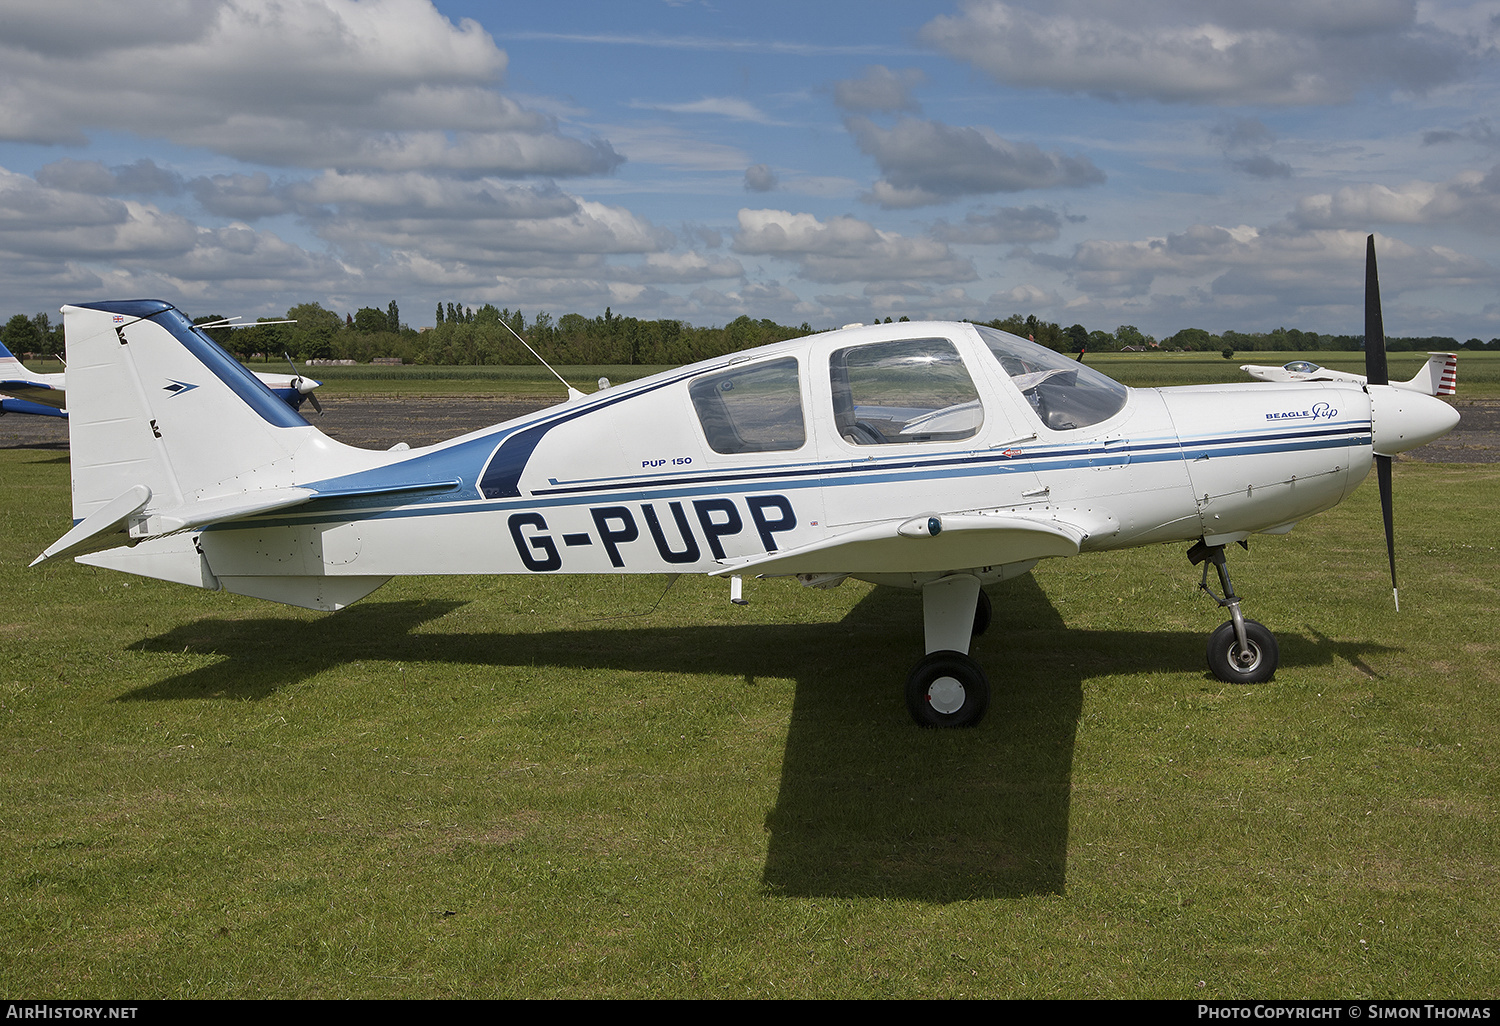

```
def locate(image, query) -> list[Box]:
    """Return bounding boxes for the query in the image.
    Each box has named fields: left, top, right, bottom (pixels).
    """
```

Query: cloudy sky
left=2, top=0, right=1499, bottom=340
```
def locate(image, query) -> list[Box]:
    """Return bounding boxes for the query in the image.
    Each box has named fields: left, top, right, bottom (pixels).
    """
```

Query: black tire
left=972, top=588, right=992, bottom=637
left=905, top=651, right=991, bottom=728
left=1206, top=619, right=1278, bottom=684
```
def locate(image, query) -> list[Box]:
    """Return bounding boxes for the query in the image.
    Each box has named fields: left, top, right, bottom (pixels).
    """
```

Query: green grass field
left=2, top=445, right=1496, bottom=998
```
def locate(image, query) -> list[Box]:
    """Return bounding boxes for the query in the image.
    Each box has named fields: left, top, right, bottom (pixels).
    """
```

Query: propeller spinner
left=283, top=352, right=322, bottom=414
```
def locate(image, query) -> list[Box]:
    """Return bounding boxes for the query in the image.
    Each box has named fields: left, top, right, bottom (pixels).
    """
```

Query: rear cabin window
left=689, top=357, right=806, bottom=454
left=828, top=338, right=983, bottom=445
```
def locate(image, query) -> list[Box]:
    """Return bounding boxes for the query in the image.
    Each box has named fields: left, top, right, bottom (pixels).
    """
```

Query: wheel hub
left=927, top=676, right=966, bottom=714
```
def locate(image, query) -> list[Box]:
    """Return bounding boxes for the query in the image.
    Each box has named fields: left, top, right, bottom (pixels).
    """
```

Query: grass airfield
left=2, top=375, right=1498, bottom=998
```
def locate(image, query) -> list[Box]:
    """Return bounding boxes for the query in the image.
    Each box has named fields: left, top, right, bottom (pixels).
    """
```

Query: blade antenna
left=498, top=319, right=584, bottom=400
left=1366, top=235, right=1398, bottom=609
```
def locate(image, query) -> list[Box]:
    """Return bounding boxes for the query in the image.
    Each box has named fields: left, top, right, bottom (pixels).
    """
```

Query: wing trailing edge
left=714, top=511, right=1096, bottom=578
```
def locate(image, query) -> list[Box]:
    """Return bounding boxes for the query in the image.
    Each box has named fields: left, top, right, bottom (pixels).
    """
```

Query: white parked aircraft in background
left=1, top=335, right=320, bottom=417
left=33, top=238, right=1458, bottom=727
left=1241, top=352, right=1457, bottom=395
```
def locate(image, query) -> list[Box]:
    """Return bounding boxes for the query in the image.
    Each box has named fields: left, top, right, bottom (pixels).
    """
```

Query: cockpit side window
left=689, top=357, right=806, bottom=454
left=828, top=338, right=983, bottom=445
left=975, top=325, right=1127, bottom=431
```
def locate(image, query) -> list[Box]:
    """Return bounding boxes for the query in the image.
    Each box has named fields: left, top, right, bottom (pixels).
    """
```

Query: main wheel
left=905, top=650, right=991, bottom=728
left=971, top=588, right=992, bottom=637
left=1206, top=619, right=1278, bottom=684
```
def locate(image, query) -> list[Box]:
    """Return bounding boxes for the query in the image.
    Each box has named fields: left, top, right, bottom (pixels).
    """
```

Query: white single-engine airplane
left=33, top=238, right=1459, bottom=727
left=1241, top=352, right=1457, bottom=395
left=1, top=335, right=321, bottom=417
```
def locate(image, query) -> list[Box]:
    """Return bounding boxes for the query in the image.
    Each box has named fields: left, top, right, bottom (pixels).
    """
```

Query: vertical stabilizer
left=62, top=301, right=315, bottom=523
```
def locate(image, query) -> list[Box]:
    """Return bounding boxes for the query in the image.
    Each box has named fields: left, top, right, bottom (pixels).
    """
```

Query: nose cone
left=1369, top=384, right=1460, bottom=456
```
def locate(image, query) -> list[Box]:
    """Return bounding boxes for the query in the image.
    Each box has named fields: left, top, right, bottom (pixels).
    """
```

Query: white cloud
left=744, top=164, right=779, bottom=193
left=618, top=251, right=746, bottom=284
left=1058, top=223, right=1495, bottom=313
left=847, top=117, right=1105, bottom=207
left=919, top=1, right=1474, bottom=106
left=931, top=206, right=1067, bottom=244
left=1295, top=167, right=1500, bottom=231
left=0, top=0, right=621, bottom=177
left=629, top=97, right=779, bottom=124
left=833, top=66, right=925, bottom=114
left=732, top=208, right=976, bottom=283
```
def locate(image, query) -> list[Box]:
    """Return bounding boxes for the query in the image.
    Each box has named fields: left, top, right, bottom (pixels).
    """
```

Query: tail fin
left=60, top=301, right=315, bottom=523
left=1404, top=352, right=1457, bottom=396
left=37, top=301, right=394, bottom=610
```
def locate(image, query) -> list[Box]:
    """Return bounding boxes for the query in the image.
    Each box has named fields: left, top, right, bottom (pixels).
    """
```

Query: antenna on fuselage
left=498, top=318, right=585, bottom=401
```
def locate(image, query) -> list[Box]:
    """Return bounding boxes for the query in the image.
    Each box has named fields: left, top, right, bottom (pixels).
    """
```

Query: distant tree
left=191, top=314, right=236, bottom=355
left=285, top=302, right=342, bottom=362
left=386, top=300, right=400, bottom=333
left=1169, top=328, right=1213, bottom=351
left=353, top=306, right=389, bottom=333
left=435, top=302, right=444, bottom=325
left=1066, top=323, right=1089, bottom=352
left=4, top=313, right=39, bottom=352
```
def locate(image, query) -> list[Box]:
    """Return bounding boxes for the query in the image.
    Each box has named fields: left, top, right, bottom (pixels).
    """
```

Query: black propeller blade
left=1365, top=235, right=1398, bottom=610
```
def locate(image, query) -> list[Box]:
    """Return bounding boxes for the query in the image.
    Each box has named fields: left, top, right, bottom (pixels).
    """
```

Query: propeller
left=283, top=352, right=323, bottom=414
left=1364, top=235, right=1398, bottom=610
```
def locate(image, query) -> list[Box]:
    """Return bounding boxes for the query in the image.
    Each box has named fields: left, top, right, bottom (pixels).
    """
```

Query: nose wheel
left=1189, top=540, right=1279, bottom=684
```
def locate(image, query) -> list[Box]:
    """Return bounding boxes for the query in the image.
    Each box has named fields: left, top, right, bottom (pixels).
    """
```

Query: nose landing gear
left=1189, top=540, right=1279, bottom=684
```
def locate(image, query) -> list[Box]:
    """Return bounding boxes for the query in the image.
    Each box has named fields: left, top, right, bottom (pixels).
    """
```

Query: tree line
left=4, top=301, right=1495, bottom=366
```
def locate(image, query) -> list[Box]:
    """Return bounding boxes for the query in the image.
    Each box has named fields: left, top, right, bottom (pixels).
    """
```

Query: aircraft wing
left=0, top=380, right=67, bottom=409
left=715, top=511, right=1101, bottom=577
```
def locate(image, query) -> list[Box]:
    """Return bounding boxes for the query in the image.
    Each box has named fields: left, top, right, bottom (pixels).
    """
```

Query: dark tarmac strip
left=2, top=394, right=1495, bottom=461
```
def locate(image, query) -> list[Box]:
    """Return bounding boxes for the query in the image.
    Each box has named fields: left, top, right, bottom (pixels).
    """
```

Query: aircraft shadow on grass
left=122, top=574, right=1398, bottom=902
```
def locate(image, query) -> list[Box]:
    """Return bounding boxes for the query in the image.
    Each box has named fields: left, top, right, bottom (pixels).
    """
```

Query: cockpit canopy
left=974, top=325, right=1127, bottom=431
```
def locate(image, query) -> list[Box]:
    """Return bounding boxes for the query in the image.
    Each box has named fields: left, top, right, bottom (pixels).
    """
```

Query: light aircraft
left=1241, top=352, right=1457, bottom=396
left=32, top=238, right=1458, bottom=727
left=0, top=335, right=321, bottom=417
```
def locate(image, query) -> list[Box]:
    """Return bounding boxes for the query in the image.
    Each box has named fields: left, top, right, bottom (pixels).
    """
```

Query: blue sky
left=1, top=0, right=1499, bottom=340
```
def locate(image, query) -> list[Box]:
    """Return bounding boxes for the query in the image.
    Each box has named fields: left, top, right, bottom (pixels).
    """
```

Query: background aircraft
left=1241, top=352, right=1456, bottom=395
left=32, top=239, right=1458, bottom=728
left=0, top=336, right=321, bottom=417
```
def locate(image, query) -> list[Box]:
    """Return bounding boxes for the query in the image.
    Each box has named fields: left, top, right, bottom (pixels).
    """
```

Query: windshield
left=974, top=325, right=1127, bottom=431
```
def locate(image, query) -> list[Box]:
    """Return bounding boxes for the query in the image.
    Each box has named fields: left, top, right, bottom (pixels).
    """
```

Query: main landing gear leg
left=1188, top=540, right=1279, bottom=684
left=905, top=574, right=992, bottom=728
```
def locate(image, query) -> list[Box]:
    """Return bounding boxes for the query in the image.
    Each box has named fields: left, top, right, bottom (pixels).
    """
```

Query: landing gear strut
left=905, top=574, right=991, bottom=728
left=1189, top=540, right=1279, bottom=684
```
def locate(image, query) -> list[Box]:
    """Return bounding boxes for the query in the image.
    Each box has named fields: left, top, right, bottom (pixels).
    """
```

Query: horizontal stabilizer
left=127, top=487, right=316, bottom=539
left=715, top=512, right=1087, bottom=578
left=31, top=484, right=151, bottom=566
left=0, top=380, right=66, bottom=409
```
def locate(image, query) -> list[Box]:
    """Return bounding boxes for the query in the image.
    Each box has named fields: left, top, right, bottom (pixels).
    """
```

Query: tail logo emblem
left=163, top=379, right=198, bottom=397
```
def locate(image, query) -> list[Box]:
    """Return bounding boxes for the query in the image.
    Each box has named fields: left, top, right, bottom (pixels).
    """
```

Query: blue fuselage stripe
left=228, top=422, right=1370, bottom=531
